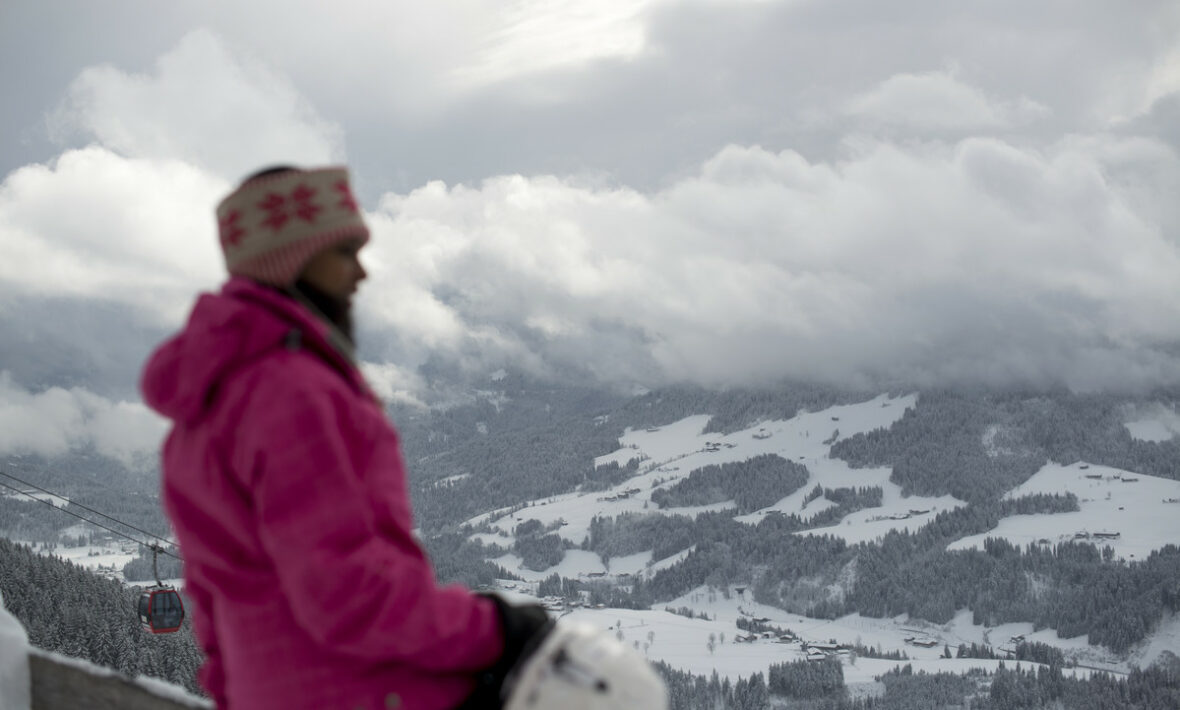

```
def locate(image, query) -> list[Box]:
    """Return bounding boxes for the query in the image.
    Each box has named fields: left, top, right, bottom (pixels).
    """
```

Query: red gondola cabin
left=138, top=587, right=185, bottom=633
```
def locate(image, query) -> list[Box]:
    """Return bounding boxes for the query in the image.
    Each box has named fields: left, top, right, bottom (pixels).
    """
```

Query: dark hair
left=241, top=165, right=299, bottom=184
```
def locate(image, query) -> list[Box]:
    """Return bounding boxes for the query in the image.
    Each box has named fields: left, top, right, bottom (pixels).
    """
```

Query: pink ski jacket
left=141, top=278, right=503, bottom=710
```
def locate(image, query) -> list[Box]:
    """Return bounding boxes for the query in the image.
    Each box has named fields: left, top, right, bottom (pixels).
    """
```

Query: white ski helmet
left=503, top=620, right=669, bottom=710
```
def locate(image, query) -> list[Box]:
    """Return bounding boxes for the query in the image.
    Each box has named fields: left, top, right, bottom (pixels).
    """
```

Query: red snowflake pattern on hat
left=217, top=167, right=368, bottom=286
left=258, top=185, right=322, bottom=232
left=334, top=180, right=359, bottom=213
left=219, top=210, right=245, bottom=247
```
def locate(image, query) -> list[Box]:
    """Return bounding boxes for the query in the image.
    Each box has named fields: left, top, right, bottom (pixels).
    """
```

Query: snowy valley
left=451, top=392, right=1180, bottom=692
left=3, top=382, right=1180, bottom=707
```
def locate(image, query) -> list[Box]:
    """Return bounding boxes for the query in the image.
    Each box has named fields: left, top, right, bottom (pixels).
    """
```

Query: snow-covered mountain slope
left=458, top=388, right=1180, bottom=681
left=471, top=390, right=1180, bottom=579
left=947, top=461, right=1180, bottom=561
left=467, top=393, right=972, bottom=576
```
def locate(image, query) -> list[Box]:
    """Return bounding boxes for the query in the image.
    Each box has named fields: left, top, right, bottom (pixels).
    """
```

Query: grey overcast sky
left=2, top=1, right=1180, bottom=456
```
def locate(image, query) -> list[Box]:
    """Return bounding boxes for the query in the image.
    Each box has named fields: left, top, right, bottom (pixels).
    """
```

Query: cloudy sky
left=2, top=0, right=1180, bottom=457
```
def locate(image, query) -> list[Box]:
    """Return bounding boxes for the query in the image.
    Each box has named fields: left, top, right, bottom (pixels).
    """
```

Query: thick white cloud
left=0, top=147, right=226, bottom=324
left=51, top=29, right=342, bottom=181
left=0, top=372, right=167, bottom=469
left=0, top=28, right=347, bottom=323
left=361, top=135, right=1180, bottom=391
left=1, top=12, right=1178, bottom=396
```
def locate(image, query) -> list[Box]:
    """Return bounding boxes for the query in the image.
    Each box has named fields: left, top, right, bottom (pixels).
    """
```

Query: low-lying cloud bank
left=5, top=132, right=1180, bottom=395
left=0, top=373, right=167, bottom=469
left=360, top=135, right=1180, bottom=392
left=2, top=25, right=1179, bottom=402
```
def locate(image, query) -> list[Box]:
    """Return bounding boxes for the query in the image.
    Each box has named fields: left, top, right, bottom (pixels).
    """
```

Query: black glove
left=462, top=593, right=553, bottom=709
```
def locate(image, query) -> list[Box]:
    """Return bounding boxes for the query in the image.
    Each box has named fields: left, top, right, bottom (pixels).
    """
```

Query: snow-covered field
left=470, top=394, right=952, bottom=564
left=948, top=462, right=1180, bottom=561
left=467, top=393, right=1180, bottom=684
left=1, top=490, right=69, bottom=508
left=12, top=539, right=133, bottom=578
left=54, top=532, right=139, bottom=578
left=498, top=582, right=1113, bottom=693
left=9, top=530, right=182, bottom=589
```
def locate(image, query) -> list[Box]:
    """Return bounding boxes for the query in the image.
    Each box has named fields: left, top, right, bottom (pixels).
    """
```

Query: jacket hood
left=141, top=278, right=355, bottom=424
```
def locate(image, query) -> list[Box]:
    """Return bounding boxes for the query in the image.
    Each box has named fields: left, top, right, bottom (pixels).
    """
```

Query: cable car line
left=0, top=469, right=178, bottom=553
left=0, top=470, right=187, bottom=633
left=0, top=476, right=180, bottom=559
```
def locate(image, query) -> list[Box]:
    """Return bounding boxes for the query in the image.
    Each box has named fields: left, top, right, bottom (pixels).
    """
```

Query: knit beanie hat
left=215, top=166, right=369, bottom=286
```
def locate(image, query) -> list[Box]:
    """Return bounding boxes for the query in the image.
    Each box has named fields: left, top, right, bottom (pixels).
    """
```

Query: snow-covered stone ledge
left=2, top=590, right=209, bottom=710
left=28, top=650, right=212, bottom=710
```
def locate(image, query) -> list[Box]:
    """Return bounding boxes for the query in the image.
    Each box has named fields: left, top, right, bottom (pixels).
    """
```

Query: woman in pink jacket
left=142, top=166, right=549, bottom=710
